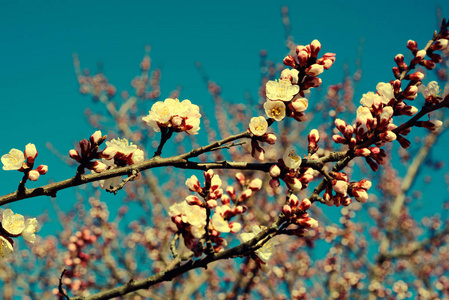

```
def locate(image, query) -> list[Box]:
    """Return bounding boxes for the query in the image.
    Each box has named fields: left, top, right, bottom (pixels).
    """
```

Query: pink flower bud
left=283, top=55, right=296, bottom=68
left=185, top=195, right=203, bottom=206
left=69, top=149, right=81, bottom=162
left=296, top=49, right=309, bottom=66
left=269, top=178, right=280, bottom=189
left=226, top=186, right=236, bottom=201
left=25, top=143, right=38, bottom=164
left=186, top=175, right=202, bottom=193
left=392, top=67, right=401, bottom=79
left=353, top=189, right=368, bottom=203
left=296, top=45, right=307, bottom=54
left=239, top=189, right=253, bottom=201
left=421, top=120, right=443, bottom=131
left=221, top=194, right=231, bottom=206
left=101, top=147, right=117, bottom=160
left=365, top=157, right=379, bottom=172
left=204, top=169, right=214, bottom=183
left=430, top=53, right=442, bottom=63
left=432, top=39, right=448, bottom=51
left=415, top=50, right=426, bottom=61
left=249, top=178, right=262, bottom=191
left=310, top=39, right=321, bottom=57
left=299, top=198, right=311, bottom=211
left=269, top=165, right=281, bottom=177
left=396, top=135, right=411, bottom=149
left=36, top=164, right=48, bottom=174
left=393, top=80, right=402, bottom=93
left=355, top=148, right=371, bottom=157
left=305, top=64, right=324, bottom=76
left=92, top=161, right=107, bottom=173
left=284, top=177, right=302, bottom=191
left=251, top=141, right=265, bottom=161
left=332, top=180, right=348, bottom=196
left=207, top=200, right=217, bottom=209
left=90, top=131, right=102, bottom=145
left=289, top=194, right=299, bottom=207
left=332, top=134, right=347, bottom=144
left=341, top=197, right=353, bottom=206
left=403, top=85, right=418, bottom=100
left=406, top=40, right=418, bottom=51
left=394, top=53, right=404, bottom=65
left=262, top=133, right=277, bottom=145
left=379, top=131, right=397, bottom=142
left=235, top=205, right=247, bottom=214
left=335, top=119, right=347, bottom=133
left=308, top=129, right=320, bottom=145
left=235, top=172, right=246, bottom=186
left=409, top=71, right=424, bottom=82
left=359, top=179, right=372, bottom=190
left=299, top=217, right=318, bottom=228
left=282, top=204, right=292, bottom=217
left=79, top=139, right=90, bottom=155
left=422, top=60, right=436, bottom=70
left=28, top=170, right=40, bottom=181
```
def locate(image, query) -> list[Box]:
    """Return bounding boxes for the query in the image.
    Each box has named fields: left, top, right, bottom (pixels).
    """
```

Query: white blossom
left=283, top=147, right=302, bottom=170
left=376, top=82, right=395, bottom=104
left=22, top=218, right=38, bottom=243
left=263, top=100, right=286, bottom=121
left=169, top=201, right=206, bottom=238
left=418, top=81, right=440, bottom=99
left=1, top=149, right=25, bottom=170
left=249, top=116, right=268, bottom=136
left=2, top=209, right=25, bottom=235
left=266, top=79, right=299, bottom=102
left=239, top=225, right=278, bottom=263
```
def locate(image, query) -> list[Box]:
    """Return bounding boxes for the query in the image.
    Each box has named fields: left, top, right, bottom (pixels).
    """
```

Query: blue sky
left=0, top=0, right=448, bottom=224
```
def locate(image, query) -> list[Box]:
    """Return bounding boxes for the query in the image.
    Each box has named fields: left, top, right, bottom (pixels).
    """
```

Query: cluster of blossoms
left=142, top=98, right=201, bottom=135
left=169, top=171, right=262, bottom=256
left=282, top=195, right=318, bottom=231
left=1, top=143, right=48, bottom=181
left=269, top=147, right=313, bottom=192
left=323, top=172, right=372, bottom=207
left=0, top=209, right=38, bottom=258
left=263, top=40, right=335, bottom=123
left=69, top=131, right=144, bottom=189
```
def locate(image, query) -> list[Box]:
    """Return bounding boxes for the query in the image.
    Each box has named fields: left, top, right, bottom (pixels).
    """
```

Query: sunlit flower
left=283, top=147, right=302, bottom=170
left=418, top=81, right=440, bottom=99
left=0, top=236, right=13, bottom=258
left=142, top=101, right=172, bottom=132
left=1, top=149, right=25, bottom=170
left=360, top=92, right=382, bottom=108
left=22, top=218, right=38, bottom=243
left=266, top=79, right=299, bottom=102
left=169, top=201, right=206, bottom=238
left=376, top=82, right=395, bottom=104
left=142, top=98, right=202, bottom=134
left=239, top=225, right=278, bottom=263
left=211, top=206, right=230, bottom=233
left=249, top=116, right=268, bottom=136
left=105, top=138, right=144, bottom=165
left=2, top=209, right=25, bottom=235
left=264, top=100, right=286, bottom=121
